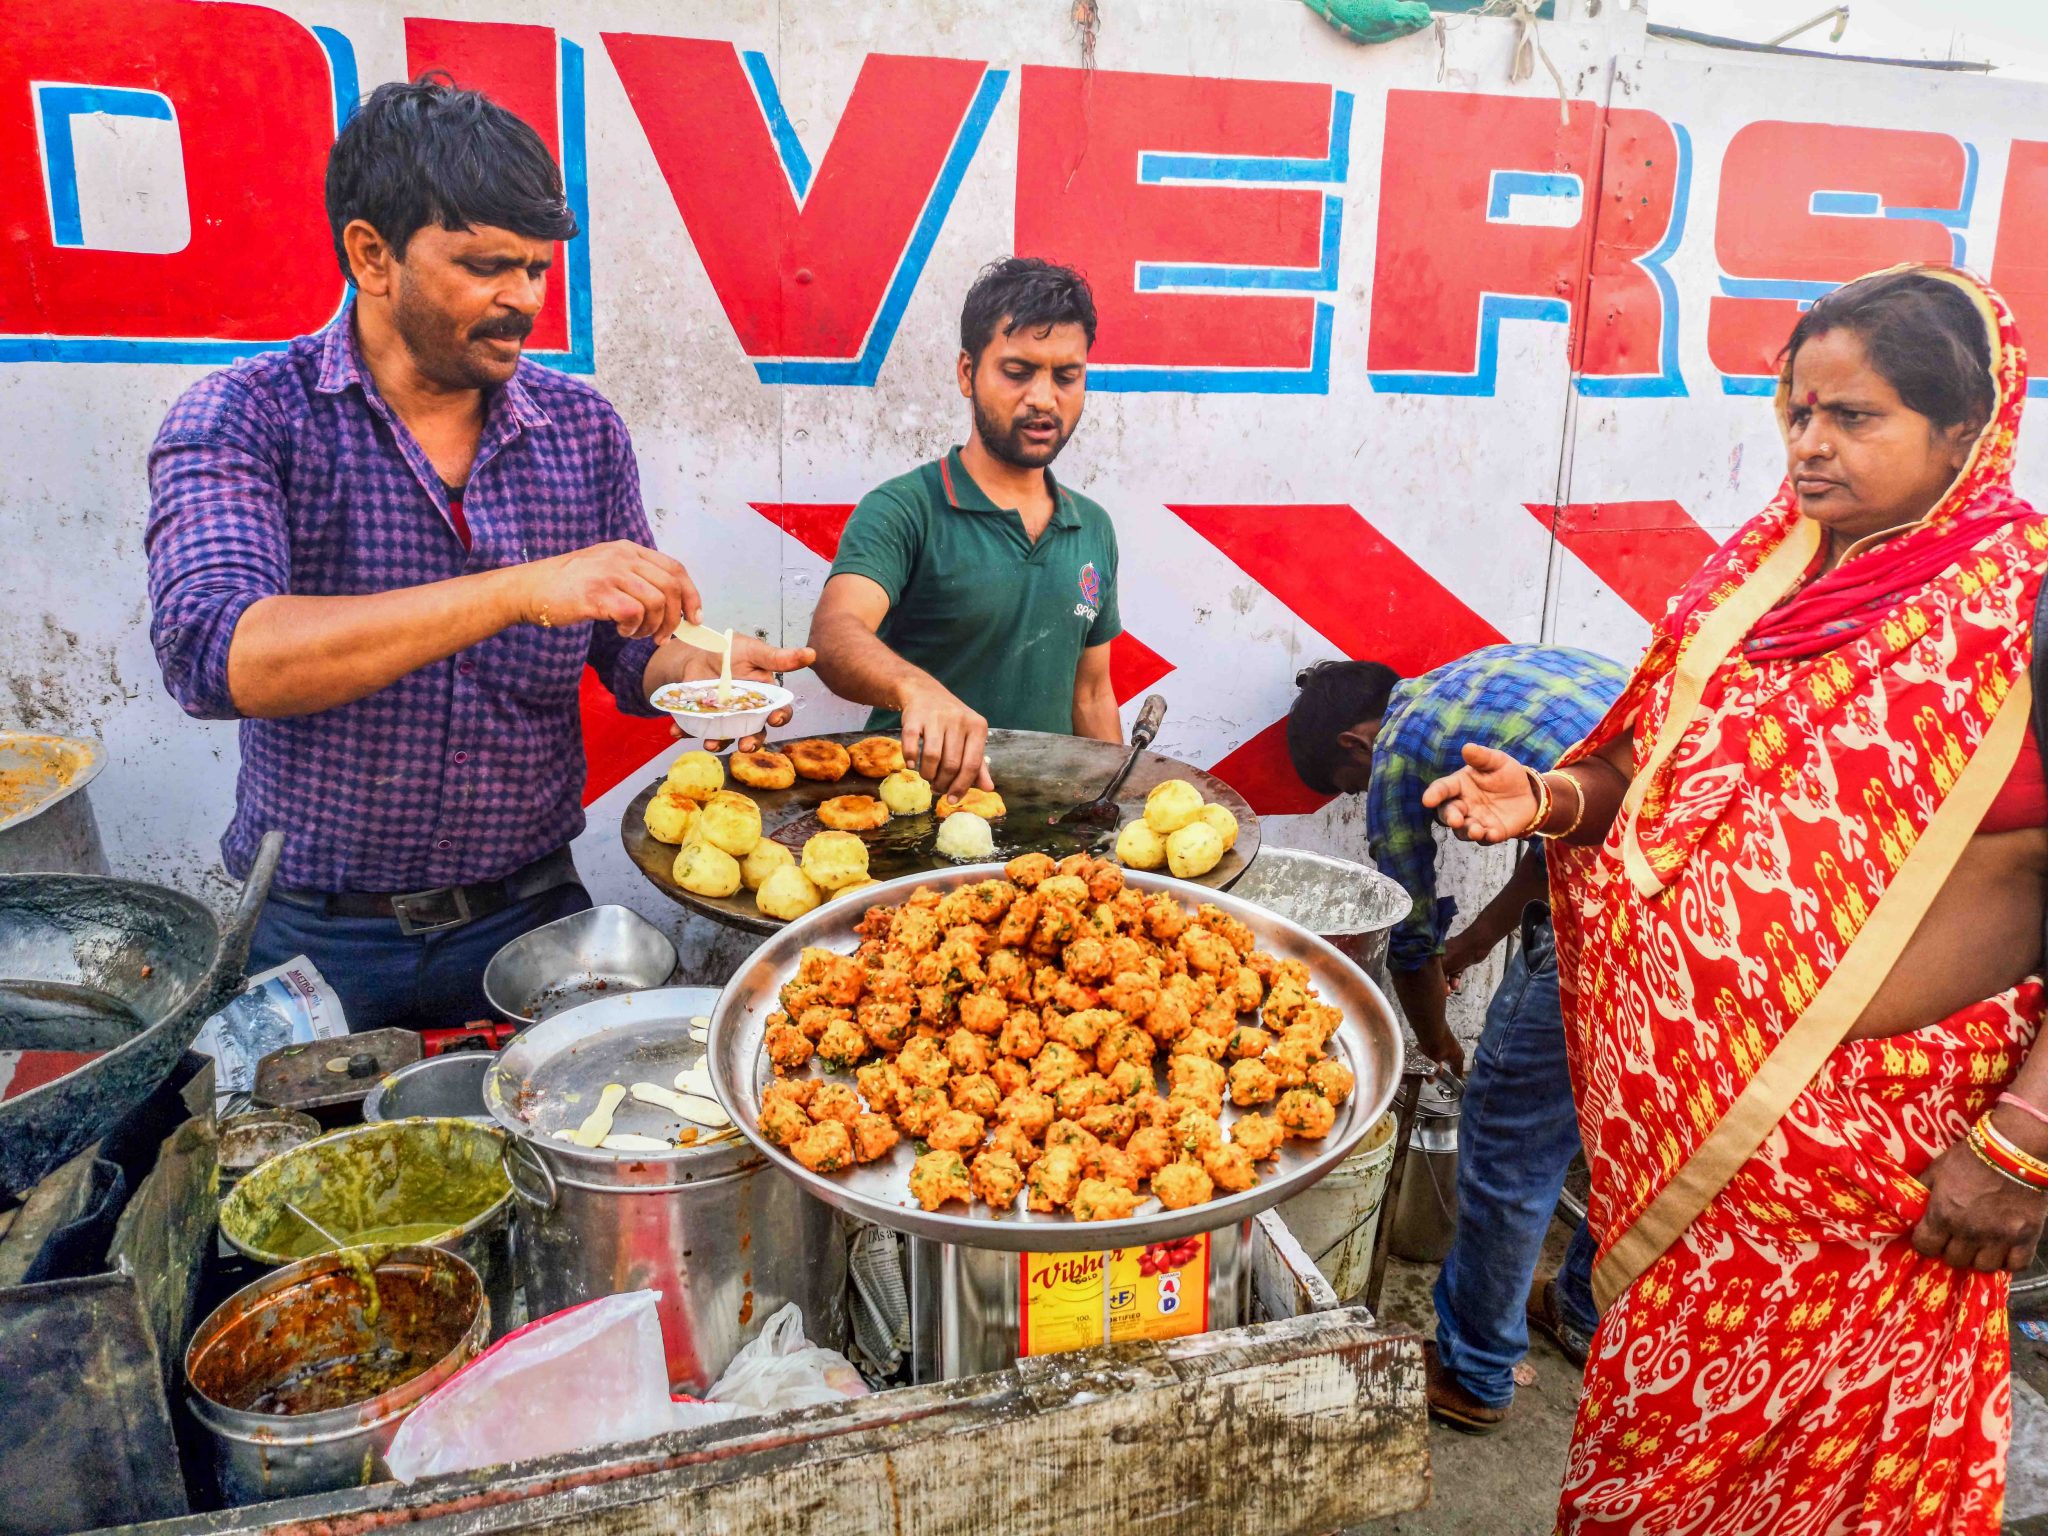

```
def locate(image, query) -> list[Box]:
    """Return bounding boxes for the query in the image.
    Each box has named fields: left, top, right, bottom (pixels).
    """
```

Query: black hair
left=1782, top=271, right=1994, bottom=433
left=959, top=256, right=1098, bottom=363
left=325, top=74, right=579, bottom=282
left=1287, top=660, right=1401, bottom=796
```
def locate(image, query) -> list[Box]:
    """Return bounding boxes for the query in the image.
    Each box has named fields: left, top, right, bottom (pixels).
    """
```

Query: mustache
left=470, top=314, right=535, bottom=343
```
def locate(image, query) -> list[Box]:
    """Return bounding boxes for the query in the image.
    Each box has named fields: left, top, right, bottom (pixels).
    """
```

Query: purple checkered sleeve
left=143, top=310, right=670, bottom=892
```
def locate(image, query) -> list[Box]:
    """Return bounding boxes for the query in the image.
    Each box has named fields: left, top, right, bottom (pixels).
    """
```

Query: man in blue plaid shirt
left=1289, top=643, right=1624, bottom=1434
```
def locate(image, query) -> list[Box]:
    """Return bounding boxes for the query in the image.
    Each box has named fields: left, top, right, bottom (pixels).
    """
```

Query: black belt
left=270, top=847, right=578, bottom=936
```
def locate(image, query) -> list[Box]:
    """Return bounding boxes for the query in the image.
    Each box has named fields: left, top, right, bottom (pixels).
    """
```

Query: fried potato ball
left=850, top=736, right=907, bottom=778
left=1026, top=1144, right=1084, bottom=1211
left=1143, top=778, right=1205, bottom=834
left=787, top=739, right=852, bottom=782
left=759, top=1097, right=811, bottom=1148
left=697, top=792, right=763, bottom=858
left=1203, top=1142, right=1259, bottom=1194
left=756, top=864, right=825, bottom=921
left=824, top=876, right=881, bottom=903
left=1151, top=1159, right=1215, bottom=1210
left=1194, top=802, right=1240, bottom=851
left=928, top=1109, right=986, bottom=1153
left=1166, top=822, right=1225, bottom=879
left=801, top=831, right=871, bottom=891
left=930, top=812, right=992, bottom=864
left=765, top=1021, right=814, bottom=1073
left=740, top=837, right=795, bottom=892
left=731, top=750, right=796, bottom=790
left=936, top=787, right=1007, bottom=820
left=1309, top=1058, right=1355, bottom=1106
left=674, top=839, right=743, bottom=898
left=665, top=750, right=725, bottom=802
left=1228, top=1058, right=1280, bottom=1106
left=791, top=1120, right=854, bottom=1175
left=1276, top=1087, right=1338, bottom=1139
left=1114, top=820, right=1167, bottom=871
left=818, top=794, right=891, bottom=832
left=1231, top=1112, right=1285, bottom=1161
left=908, top=1150, right=973, bottom=1210
left=851, top=1113, right=900, bottom=1163
left=971, top=1149, right=1025, bottom=1208
left=1073, top=1178, right=1147, bottom=1222
left=879, top=769, right=935, bottom=816
left=642, top=786, right=702, bottom=845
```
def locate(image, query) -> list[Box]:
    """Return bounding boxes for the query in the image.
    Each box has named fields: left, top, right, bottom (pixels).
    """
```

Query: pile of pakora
left=753, top=852, right=1355, bottom=1221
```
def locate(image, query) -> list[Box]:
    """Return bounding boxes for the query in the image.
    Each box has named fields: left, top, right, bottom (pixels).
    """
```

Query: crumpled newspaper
left=190, top=957, right=347, bottom=1105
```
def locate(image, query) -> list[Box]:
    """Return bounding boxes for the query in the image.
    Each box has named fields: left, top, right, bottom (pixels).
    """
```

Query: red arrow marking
left=1168, top=504, right=1506, bottom=813
left=579, top=666, right=677, bottom=805
left=1525, top=500, right=1718, bottom=626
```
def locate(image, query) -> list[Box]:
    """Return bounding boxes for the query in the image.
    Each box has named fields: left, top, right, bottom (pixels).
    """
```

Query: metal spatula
left=1047, top=694, right=1168, bottom=827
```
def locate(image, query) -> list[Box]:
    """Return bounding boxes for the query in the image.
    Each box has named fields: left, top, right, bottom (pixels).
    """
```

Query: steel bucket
left=185, top=1245, right=486, bottom=1505
left=1227, top=847, right=1410, bottom=977
left=1388, top=1079, right=1462, bottom=1263
left=218, top=1118, right=515, bottom=1338
left=488, top=986, right=849, bottom=1393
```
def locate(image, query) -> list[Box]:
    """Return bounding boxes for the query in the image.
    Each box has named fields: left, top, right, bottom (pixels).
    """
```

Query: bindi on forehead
left=1805, top=390, right=1819, bottom=406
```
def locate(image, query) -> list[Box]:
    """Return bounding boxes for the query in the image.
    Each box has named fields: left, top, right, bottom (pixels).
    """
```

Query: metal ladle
left=286, top=1200, right=350, bottom=1251
left=1046, top=694, right=1167, bottom=827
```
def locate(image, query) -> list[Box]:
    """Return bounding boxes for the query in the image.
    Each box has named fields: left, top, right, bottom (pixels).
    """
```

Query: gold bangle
left=1537, top=771, right=1587, bottom=841
left=1524, top=768, right=1553, bottom=837
left=1976, top=1113, right=2048, bottom=1185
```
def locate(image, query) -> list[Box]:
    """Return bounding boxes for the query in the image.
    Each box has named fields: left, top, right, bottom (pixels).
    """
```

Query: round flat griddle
left=621, top=728, right=1259, bottom=934
left=706, top=864, right=1402, bottom=1250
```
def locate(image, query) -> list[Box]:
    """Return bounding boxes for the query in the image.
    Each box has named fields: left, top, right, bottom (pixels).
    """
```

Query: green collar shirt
left=829, top=447, right=1121, bottom=735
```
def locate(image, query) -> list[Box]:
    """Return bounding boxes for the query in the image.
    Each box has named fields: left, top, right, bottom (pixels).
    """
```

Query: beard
left=392, top=275, right=531, bottom=391
left=971, top=392, right=1073, bottom=470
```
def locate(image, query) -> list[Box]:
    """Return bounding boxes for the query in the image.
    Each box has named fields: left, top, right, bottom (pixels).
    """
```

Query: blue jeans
left=1432, top=912, right=1599, bottom=1407
left=248, top=882, right=592, bottom=1033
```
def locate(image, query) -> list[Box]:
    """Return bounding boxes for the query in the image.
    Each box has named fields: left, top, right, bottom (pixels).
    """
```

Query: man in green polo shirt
left=810, top=257, right=1122, bottom=796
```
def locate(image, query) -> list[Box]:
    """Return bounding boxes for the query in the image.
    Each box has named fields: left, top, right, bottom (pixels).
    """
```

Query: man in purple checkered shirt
left=146, top=78, right=809, bottom=1032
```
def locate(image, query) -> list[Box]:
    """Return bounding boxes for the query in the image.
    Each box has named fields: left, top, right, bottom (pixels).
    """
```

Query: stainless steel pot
left=1227, top=846, right=1410, bottom=979
left=0, top=733, right=107, bottom=875
left=482, top=903, right=678, bottom=1023
left=1388, top=1078, right=1461, bottom=1263
left=217, top=1119, right=516, bottom=1339
left=185, top=1245, right=486, bottom=1505
left=363, top=1053, right=492, bottom=1123
left=487, top=986, right=848, bottom=1393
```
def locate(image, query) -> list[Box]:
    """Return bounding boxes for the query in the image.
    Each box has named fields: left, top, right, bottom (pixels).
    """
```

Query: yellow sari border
left=1593, top=671, right=2035, bottom=1312
left=1618, top=518, right=1823, bottom=896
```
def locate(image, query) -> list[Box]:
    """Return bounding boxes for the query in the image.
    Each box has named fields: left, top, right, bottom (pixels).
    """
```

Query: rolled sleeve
left=828, top=487, right=922, bottom=605
left=587, top=413, right=664, bottom=717
left=145, top=380, right=292, bottom=721
left=1367, top=751, right=1447, bottom=973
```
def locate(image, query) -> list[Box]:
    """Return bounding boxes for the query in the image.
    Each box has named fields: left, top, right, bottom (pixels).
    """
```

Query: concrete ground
left=1354, top=1220, right=2048, bottom=1535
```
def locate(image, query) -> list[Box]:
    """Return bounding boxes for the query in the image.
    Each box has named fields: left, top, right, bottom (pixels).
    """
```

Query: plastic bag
left=385, top=1291, right=750, bottom=1481
left=190, top=957, right=348, bottom=1105
left=703, top=1302, right=870, bottom=1412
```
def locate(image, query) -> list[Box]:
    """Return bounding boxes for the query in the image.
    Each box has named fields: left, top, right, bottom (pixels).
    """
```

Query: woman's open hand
left=1422, top=744, right=1542, bottom=845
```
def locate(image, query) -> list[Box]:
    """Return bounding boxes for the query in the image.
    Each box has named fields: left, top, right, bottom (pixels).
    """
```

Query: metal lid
left=254, top=1028, right=423, bottom=1113
left=485, top=986, right=755, bottom=1186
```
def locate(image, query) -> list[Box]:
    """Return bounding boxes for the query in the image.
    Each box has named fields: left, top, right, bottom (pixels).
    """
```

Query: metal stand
left=1363, top=1063, right=1432, bottom=1314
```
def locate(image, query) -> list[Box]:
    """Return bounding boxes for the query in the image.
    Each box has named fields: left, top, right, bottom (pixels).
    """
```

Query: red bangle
left=1997, top=1092, right=2048, bottom=1132
left=1968, top=1115, right=2048, bottom=1191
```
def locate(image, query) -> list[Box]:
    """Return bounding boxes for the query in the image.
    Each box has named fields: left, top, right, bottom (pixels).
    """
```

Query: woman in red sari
left=1425, top=264, right=2048, bottom=1533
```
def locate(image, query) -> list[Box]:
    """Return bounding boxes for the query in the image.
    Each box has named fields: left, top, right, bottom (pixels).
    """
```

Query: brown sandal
left=1526, top=1275, right=1593, bottom=1369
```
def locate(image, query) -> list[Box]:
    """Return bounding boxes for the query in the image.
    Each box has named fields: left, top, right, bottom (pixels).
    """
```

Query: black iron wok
left=0, top=830, right=281, bottom=1198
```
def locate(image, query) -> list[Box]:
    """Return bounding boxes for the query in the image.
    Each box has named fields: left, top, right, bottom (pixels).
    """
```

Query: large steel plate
left=708, top=864, right=1402, bottom=1251
left=623, top=728, right=1259, bottom=934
